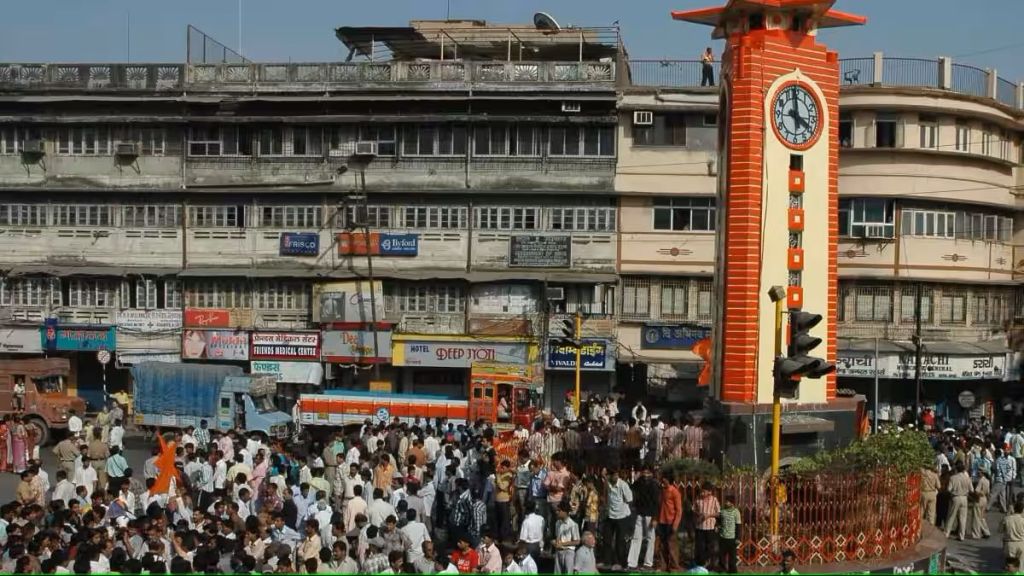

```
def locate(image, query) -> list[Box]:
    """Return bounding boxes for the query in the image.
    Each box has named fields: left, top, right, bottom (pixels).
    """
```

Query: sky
left=2, top=0, right=1023, bottom=81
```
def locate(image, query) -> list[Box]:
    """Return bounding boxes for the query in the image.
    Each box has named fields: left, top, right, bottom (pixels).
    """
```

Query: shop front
left=39, top=323, right=118, bottom=409
left=616, top=323, right=711, bottom=410
left=249, top=330, right=324, bottom=412
left=392, top=335, right=537, bottom=399
left=545, top=339, right=615, bottom=411
left=837, top=339, right=1010, bottom=427
left=318, top=327, right=394, bottom=390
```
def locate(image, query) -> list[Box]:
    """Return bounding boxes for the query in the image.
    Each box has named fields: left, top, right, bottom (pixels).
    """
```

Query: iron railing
left=998, top=77, right=1018, bottom=108
left=627, top=59, right=720, bottom=88
left=880, top=57, right=939, bottom=88
left=951, top=63, right=988, bottom=99
left=840, top=57, right=873, bottom=86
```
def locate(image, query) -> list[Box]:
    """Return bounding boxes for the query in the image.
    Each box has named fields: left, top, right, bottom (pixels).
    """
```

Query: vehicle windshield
left=252, top=394, right=278, bottom=413
left=33, top=375, right=65, bottom=394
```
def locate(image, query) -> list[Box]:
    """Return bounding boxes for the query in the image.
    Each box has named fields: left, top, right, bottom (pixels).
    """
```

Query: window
left=68, top=279, right=119, bottom=308
left=550, top=126, right=615, bottom=156
left=258, top=128, right=284, bottom=156
left=839, top=115, right=852, bottom=148
left=387, top=284, right=465, bottom=314
left=653, top=198, right=716, bottom=232
left=188, top=206, right=244, bottom=228
left=940, top=291, right=967, bottom=324
left=260, top=206, right=322, bottom=228
left=113, top=127, right=167, bottom=156
left=253, top=281, right=309, bottom=310
left=164, top=280, right=182, bottom=309
left=900, top=289, right=933, bottom=323
left=954, top=212, right=1012, bottom=242
left=0, top=204, right=45, bottom=227
left=621, top=277, right=651, bottom=318
left=474, top=207, right=540, bottom=230
left=56, top=127, right=110, bottom=155
left=974, top=292, right=1007, bottom=325
left=53, top=205, right=113, bottom=227
left=918, top=116, right=937, bottom=149
left=331, top=125, right=397, bottom=157
left=188, top=127, right=222, bottom=156
left=402, top=125, right=467, bottom=156
left=695, top=281, right=713, bottom=322
left=342, top=205, right=391, bottom=228
left=854, top=287, right=893, bottom=322
left=189, top=127, right=255, bottom=156
left=875, top=114, right=898, bottom=148
left=837, top=199, right=894, bottom=238
left=703, top=114, right=718, bottom=127
left=0, top=128, right=23, bottom=155
left=221, top=127, right=253, bottom=156
left=126, top=278, right=159, bottom=309
left=981, top=127, right=992, bottom=156
left=290, top=127, right=323, bottom=157
left=122, top=205, right=181, bottom=228
left=955, top=123, right=971, bottom=153
left=547, top=284, right=612, bottom=315
left=901, top=209, right=955, bottom=238
left=186, top=281, right=250, bottom=308
left=400, top=206, right=467, bottom=229
left=549, top=207, right=616, bottom=232
left=660, top=280, right=688, bottom=318
left=472, top=125, right=540, bottom=156
left=633, top=114, right=686, bottom=147
left=0, top=277, right=61, bottom=307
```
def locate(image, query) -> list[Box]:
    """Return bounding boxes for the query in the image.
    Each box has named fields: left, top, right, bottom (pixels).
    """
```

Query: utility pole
left=358, top=167, right=381, bottom=381
left=573, top=310, right=582, bottom=417
left=913, top=283, right=923, bottom=424
left=873, top=336, right=880, bottom=434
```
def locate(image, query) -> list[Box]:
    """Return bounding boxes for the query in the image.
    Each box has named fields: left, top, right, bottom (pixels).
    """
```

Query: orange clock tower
left=673, top=0, right=865, bottom=449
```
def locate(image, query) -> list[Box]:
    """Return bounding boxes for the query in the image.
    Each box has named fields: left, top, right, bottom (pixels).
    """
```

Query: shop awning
left=116, top=351, right=182, bottom=367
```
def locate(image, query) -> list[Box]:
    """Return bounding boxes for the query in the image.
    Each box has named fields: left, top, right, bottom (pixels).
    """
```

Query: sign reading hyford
left=249, top=332, right=321, bottom=361
left=509, top=235, right=571, bottom=268
left=836, top=352, right=1007, bottom=380
left=396, top=340, right=529, bottom=368
left=337, top=232, right=419, bottom=256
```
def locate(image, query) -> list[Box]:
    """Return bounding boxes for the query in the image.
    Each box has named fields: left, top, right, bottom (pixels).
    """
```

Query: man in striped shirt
left=193, top=419, right=211, bottom=453
left=693, top=484, right=720, bottom=567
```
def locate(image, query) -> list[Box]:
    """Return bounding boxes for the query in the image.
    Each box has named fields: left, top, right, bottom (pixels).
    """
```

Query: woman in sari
left=0, top=416, right=10, bottom=473
left=11, top=416, right=28, bottom=474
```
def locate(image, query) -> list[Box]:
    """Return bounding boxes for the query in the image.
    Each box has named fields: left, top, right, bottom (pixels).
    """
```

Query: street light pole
left=768, top=285, right=786, bottom=542
left=913, top=283, right=923, bottom=424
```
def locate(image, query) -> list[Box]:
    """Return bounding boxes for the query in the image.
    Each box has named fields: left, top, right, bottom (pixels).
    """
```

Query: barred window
left=473, top=125, right=540, bottom=156
left=660, top=280, right=688, bottom=318
left=974, top=292, right=1007, bottom=325
left=187, top=281, right=250, bottom=308
left=253, top=281, right=309, bottom=310
left=900, top=289, right=934, bottom=323
left=123, top=205, right=181, bottom=228
left=290, top=127, right=323, bottom=157
left=940, top=291, right=967, bottom=325
left=475, top=207, right=539, bottom=230
left=621, top=277, right=651, bottom=318
left=549, top=207, right=616, bottom=232
left=387, top=284, right=465, bottom=313
left=0, top=277, right=61, bottom=307
left=122, top=278, right=159, bottom=309
left=694, top=280, right=713, bottom=322
left=68, top=279, right=119, bottom=308
left=53, top=205, right=113, bottom=227
left=188, top=206, right=244, bottom=228
left=400, top=206, right=466, bottom=229
left=341, top=205, right=391, bottom=228
left=258, top=127, right=284, bottom=156
left=164, top=280, right=183, bottom=309
left=854, top=286, right=893, bottom=322
left=0, top=204, right=46, bottom=227
left=260, top=206, right=322, bottom=228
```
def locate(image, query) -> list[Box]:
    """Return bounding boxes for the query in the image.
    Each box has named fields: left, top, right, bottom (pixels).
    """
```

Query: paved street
left=944, top=486, right=1023, bottom=574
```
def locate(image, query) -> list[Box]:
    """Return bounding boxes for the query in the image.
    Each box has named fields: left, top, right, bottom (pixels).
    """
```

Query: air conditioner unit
left=561, top=101, right=582, bottom=113
left=633, top=110, right=654, bottom=126
left=115, top=142, right=141, bottom=157
left=546, top=286, right=565, bottom=301
left=354, top=141, right=378, bottom=156
left=20, top=139, right=45, bottom=154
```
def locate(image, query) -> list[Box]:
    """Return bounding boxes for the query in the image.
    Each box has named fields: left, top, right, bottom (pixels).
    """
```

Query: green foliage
left=786, top=425, right=933, bottom=475
left=661, top=457, right=722, bottom=480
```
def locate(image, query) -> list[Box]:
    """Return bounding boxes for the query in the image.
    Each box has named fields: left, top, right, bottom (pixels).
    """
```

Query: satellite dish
left=534, top=11, right=562, bottom=31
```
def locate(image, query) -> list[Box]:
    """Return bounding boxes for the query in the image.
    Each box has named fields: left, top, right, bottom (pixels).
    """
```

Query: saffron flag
left=151, top=434, right=181, bottom=495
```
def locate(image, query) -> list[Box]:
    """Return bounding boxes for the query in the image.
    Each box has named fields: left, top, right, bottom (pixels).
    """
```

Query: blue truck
left=130, top=362, right=292, bottom=440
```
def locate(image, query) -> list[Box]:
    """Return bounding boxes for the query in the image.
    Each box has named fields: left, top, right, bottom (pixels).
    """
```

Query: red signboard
left=337, top=232, right=380, bottom=256
left=183, top=308, right=231, bottom=328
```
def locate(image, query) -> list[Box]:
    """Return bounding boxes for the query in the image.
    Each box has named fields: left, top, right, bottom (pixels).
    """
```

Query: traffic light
left=774, top=311, right=835, bottom=399
left=552, top=317, right=579, bottom=349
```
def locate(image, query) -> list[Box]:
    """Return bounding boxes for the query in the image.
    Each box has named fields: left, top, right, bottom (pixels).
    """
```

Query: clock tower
left=673, top=0, right=865, bottom=447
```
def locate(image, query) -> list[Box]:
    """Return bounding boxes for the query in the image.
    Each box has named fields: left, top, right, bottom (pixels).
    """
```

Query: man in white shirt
left=400, top=509, right=431, bottom=565
left=67, top=410, right=83, bottom=439
left=344, top=485, right=368, bottom=533
left=109, top=420, right=125, bottom=451
left=514, top=543, right=539, bottom=575
left=367, top=488, right=396, bottom=527
left=52, top=469, right=76, bottom=507
left=74, top=454, right=98, bottom=500
left=518, top=501, right=545, bottom=558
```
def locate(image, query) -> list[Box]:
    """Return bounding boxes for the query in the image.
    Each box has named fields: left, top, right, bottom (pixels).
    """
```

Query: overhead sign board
left=279, top=232, right=320, bottom=256
left=509, top=235, right=571, bottom=268
left=641, top=324, right=712, bottom=350
left=337, top=232, right=419, bottom=256
left=547, top=339, right=614, bottom=371
left=182, top=330, right=249, bottom=361
left=249, top=332, right=321, bottom=361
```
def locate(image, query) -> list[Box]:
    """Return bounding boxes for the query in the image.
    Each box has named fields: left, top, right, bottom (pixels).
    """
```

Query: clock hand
left=787, top=108, right=807, bottom=130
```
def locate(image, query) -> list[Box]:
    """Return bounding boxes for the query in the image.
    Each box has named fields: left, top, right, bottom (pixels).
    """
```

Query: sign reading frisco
left=249, top=332, right=321, bottom=361
left=337, top=232, right=419, bottom=256
left=279, top=232, right=320, bottom=256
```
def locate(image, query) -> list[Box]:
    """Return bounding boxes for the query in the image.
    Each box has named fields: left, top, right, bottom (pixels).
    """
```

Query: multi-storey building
left=621, top=54, right=1024, bottom=424
left=1, top=19, right=1023, bottom=425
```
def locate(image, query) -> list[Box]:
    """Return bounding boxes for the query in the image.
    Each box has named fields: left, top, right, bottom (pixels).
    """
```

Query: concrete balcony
left=0, top=227, right=182, bottom=271
left=838, top=237, right=1015, bottom=282
left=0, top=155, right=182, bottom=189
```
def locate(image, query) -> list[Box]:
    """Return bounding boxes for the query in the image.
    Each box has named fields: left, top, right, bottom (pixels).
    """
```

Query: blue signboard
left=280, top=232, right=320, bottom=256
left=41, top=325, right=116, bottom=351
left=548, top=340, right=611, bottom=371
left=641, top=324, right=710, bottom=350
left=379, top=233, right=419, bottom=256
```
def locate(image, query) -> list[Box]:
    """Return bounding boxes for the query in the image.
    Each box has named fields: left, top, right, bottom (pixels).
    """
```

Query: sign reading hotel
left=249, top=332, right=321, bottom=361
left=396, top=340, right=529, bottom=368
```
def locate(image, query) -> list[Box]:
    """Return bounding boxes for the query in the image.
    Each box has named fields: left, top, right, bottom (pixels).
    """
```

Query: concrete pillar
left=987, top=69, right=999, bottom=99
left=872, top=51, right=884, bottom=85
left=938, top=57, right=952, bottom=90
left=1017, top=82, right=1024, bottom=110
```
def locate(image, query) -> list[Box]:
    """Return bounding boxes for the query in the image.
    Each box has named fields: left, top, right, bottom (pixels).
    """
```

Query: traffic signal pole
left=573, top=311, right=582, bottom=418
left=770, top=295, right=784, bottom=542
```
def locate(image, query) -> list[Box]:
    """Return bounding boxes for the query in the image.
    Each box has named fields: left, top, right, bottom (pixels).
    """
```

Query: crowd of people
left=0, top=394, right=787, bottom=574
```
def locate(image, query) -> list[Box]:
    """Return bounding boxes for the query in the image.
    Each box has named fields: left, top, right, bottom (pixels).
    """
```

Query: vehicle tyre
left=27, top=417, right=50, bottom=447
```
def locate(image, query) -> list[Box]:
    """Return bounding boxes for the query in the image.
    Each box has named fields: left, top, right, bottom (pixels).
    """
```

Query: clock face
left=772, top=84, right=821, bottom=149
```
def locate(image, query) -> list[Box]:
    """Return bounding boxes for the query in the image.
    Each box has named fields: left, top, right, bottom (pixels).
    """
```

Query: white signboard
left=837, top=352, right=1007, bottom=381
left=250, top=361, right=324, bottom=385
left=116, top=310, right=183, bottom=333
left=0, top=327, right=44, bottom=354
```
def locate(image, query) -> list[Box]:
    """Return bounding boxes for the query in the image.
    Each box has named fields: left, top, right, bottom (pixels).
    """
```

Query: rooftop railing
left=0, top=59, right=617, bottom=92
left=628, top=53, right=1024, bottom=111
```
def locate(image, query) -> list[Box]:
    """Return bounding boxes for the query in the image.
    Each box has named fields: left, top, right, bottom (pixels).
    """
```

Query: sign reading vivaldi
left=249, top=332, right=320, bottom=361
left=547, top=340, right=613, bottom=371
left=396, top=340, right=529, bottom=368
left=837, top=352, right=1006, bottom=381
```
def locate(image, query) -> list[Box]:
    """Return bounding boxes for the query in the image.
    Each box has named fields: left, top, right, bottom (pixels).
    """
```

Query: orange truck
left=0, top=358, right=87, bottom=445
left=297, top=363, right=539, bottom=435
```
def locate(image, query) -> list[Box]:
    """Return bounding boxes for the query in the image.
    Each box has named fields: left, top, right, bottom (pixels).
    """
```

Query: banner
left=337, top=232, right=419, bottom=256
left=547, top=340, right=614, bottom=371
left=116, top=310, right=182, bottom=333
left=182, top=330, right=249, bottom=361
left=641, top=324, right=711, bottom=349
left=250, top=360, right=324, bottom=385
left=249, top=332, right=320, bottom=361
left=396, top=340, right=529, bottom=368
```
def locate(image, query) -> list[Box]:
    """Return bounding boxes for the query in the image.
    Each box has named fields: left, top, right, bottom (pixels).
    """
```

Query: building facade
left=1, top=23, right=1023, bottom=424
